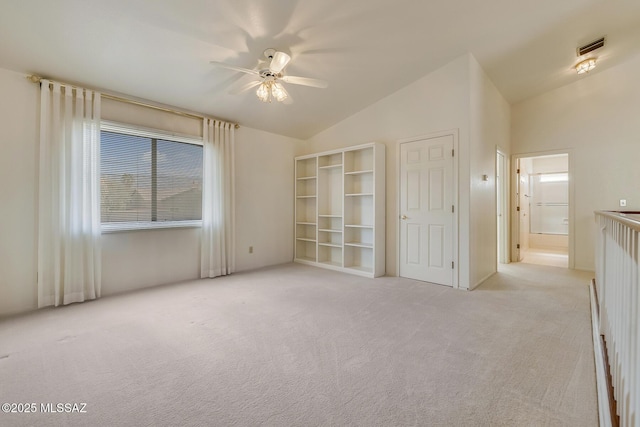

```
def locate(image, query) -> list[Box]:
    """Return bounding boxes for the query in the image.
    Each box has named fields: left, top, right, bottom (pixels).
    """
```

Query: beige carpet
left=0, top=262, right=597, bottom=426
left=520, top=248, right=569, bottom=268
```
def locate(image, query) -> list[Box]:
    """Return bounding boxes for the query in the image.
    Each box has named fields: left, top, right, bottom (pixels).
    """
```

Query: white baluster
left=594, top=212, right=640, bottom=426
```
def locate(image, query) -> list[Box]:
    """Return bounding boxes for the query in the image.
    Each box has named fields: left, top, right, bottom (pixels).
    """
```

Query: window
left=539, top=173, right=568, bottom=183
left=100, top=123, right=203, bottom=231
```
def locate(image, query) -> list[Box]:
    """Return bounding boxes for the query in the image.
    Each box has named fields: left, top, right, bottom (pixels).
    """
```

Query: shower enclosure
left=529, top=172, right=568, bottom=235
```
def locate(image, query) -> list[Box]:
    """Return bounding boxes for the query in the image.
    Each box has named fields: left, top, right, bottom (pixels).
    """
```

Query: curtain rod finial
left=235, top=123, right=240, bottom=129
left=26, top=75, right=42, bottom=83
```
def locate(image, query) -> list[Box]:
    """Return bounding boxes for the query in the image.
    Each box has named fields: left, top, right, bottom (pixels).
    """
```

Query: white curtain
left=38, top=81, right=101, bottom=307
left=201, top=119, right=236, bottom=278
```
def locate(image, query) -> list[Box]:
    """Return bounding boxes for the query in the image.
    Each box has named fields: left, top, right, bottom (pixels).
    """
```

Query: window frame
left=100, top=121, right=204, bottom=233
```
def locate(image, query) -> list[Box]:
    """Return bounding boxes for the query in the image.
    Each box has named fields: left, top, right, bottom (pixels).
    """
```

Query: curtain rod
left=26, top=75, right=240, bottom=129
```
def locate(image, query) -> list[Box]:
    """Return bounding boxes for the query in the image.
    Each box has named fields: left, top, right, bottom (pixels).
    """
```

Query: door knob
left=401, top=215, right=408, bottom=220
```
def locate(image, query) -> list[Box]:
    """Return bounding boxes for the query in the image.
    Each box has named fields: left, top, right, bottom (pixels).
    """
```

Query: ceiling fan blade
left=281, top=75, right=328, bottom=88
left=269, top=51, right=291, bottom=73
left=210, top=61, right=259, bottom=76
left=229, top=80, right=261, bottom=95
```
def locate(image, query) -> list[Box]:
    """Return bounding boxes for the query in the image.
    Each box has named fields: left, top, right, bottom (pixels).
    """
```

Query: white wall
left=300, top=54, right=471, bottom=285
left=512, top=53, right=640, bottom=271
left=0, top=66, right=298, bottom=315
left=468, top=55, right=511, bottom=288
left=101, top=228, right=201, bottom=296
left=234, top=127, right=297, bottom=271
left=302, top=53, right=513, bottom=289
left=0, top=68, right=38, bottom=315
left=301, top=53, right=509, bottom=289
left=531, top=155, right=568, bottom=174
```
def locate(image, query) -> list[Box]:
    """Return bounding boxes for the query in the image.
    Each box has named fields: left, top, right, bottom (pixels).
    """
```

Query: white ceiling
left=1, top=0, right=639, bottom=139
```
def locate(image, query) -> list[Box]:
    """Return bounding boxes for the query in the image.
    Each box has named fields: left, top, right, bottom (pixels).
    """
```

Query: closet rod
left=26, top=74, right=240, bottom=129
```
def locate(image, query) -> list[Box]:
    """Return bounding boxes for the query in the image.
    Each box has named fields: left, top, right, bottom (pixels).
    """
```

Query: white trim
left=396, top=129, right=459, bottom=288
left=496, top=146, right=509, bottom=265
left=511, top=149, right=574, bottom=269
left=102, top=220, right=202, bottom=233
left=101, top=120, right=203, bottom=146
left=511, top=155, right=520, bottom=262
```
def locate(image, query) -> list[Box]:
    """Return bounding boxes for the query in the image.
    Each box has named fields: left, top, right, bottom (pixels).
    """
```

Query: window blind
left=100, top=130, right=203, bottom=225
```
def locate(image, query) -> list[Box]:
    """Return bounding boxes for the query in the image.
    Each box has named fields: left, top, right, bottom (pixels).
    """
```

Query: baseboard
left=589, top=279, right=614, bottom=427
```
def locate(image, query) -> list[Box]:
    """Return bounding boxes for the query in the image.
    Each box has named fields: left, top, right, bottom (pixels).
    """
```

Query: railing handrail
left=595, top=210, right=640, bottom=232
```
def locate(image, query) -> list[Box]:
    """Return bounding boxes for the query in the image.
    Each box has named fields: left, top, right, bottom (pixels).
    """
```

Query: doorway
left=513, top=153, right=570, bottom=268
left=496, top=149, right=508, bottom=265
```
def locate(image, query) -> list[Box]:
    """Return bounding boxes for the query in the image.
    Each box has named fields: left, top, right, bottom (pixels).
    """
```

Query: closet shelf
left=344, top=170, right=373, bottom=175
left=345, top=193, right=373, bottom=197
left=345, top=242, right=373, bottom=248
left=319, top=229, right=342, bottom=233
left=296, top=176, right=316, bottom=180
left=318, top=243, right=342, bottom=248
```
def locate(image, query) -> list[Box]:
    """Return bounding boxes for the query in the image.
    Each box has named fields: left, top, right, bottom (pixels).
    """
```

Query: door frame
left=511, top=149, right=575, bottom=269
left=396, top=129, right=459, bottom=288
left=496, top=147, right=509, bottom=265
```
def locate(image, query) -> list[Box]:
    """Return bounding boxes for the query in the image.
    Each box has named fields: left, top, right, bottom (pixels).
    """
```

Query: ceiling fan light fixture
left=575, top=58, right=596, bottom=74
left=255, top=80, right=288, bottom=103
left=271, top=82, right=288, bottom=102
left=213, top=48, right=325, bottom=104
left=268, top=51, right=291, bottom=73
left=256, top=82, right=271, bottom=102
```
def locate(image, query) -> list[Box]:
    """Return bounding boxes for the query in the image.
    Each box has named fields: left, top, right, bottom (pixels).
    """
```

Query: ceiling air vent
left=577, top=37, right=605, bottom=56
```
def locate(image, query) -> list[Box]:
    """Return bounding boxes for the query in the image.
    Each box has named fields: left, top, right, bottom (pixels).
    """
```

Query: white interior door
left=399, top=135, right=453, bottom=286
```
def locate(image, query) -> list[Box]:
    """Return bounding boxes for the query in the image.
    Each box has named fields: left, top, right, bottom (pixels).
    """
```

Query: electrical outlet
left=620, top=199, right=627, bottom=207
left=249, top=246, right=253, bottom=254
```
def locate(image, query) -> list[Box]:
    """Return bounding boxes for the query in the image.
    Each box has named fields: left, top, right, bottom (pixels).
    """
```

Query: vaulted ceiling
left=1, top=0, right=639, bottom=139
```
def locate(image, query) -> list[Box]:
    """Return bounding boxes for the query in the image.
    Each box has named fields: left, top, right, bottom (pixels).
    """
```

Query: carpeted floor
left=0, top=262, right=597, bottom=426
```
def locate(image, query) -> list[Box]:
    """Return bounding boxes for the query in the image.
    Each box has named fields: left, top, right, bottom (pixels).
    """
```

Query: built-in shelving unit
left=294, top=143, right=385, bottom=277
left=295, top=157, right=317, bottom=263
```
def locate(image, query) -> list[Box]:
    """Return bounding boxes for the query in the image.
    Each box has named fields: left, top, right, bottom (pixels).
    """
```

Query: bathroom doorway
left=513, top=153, right=570, bottom=268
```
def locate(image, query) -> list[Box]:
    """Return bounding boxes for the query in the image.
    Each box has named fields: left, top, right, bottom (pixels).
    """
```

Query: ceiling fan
left=210, top=48, right=328, bottom=103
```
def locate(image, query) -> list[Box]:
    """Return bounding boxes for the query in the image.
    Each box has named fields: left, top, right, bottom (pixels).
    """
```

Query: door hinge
left=452, top=149, right=454, bottom=157
left=517, top=244, right=520, bottom=249
left=452, top=205, right=455, bottom=213
left=451, top=261, right=454, bottom=269
left=517, top=168, right=520, bottom=174
left=516, top=206, right=520, bottom=212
